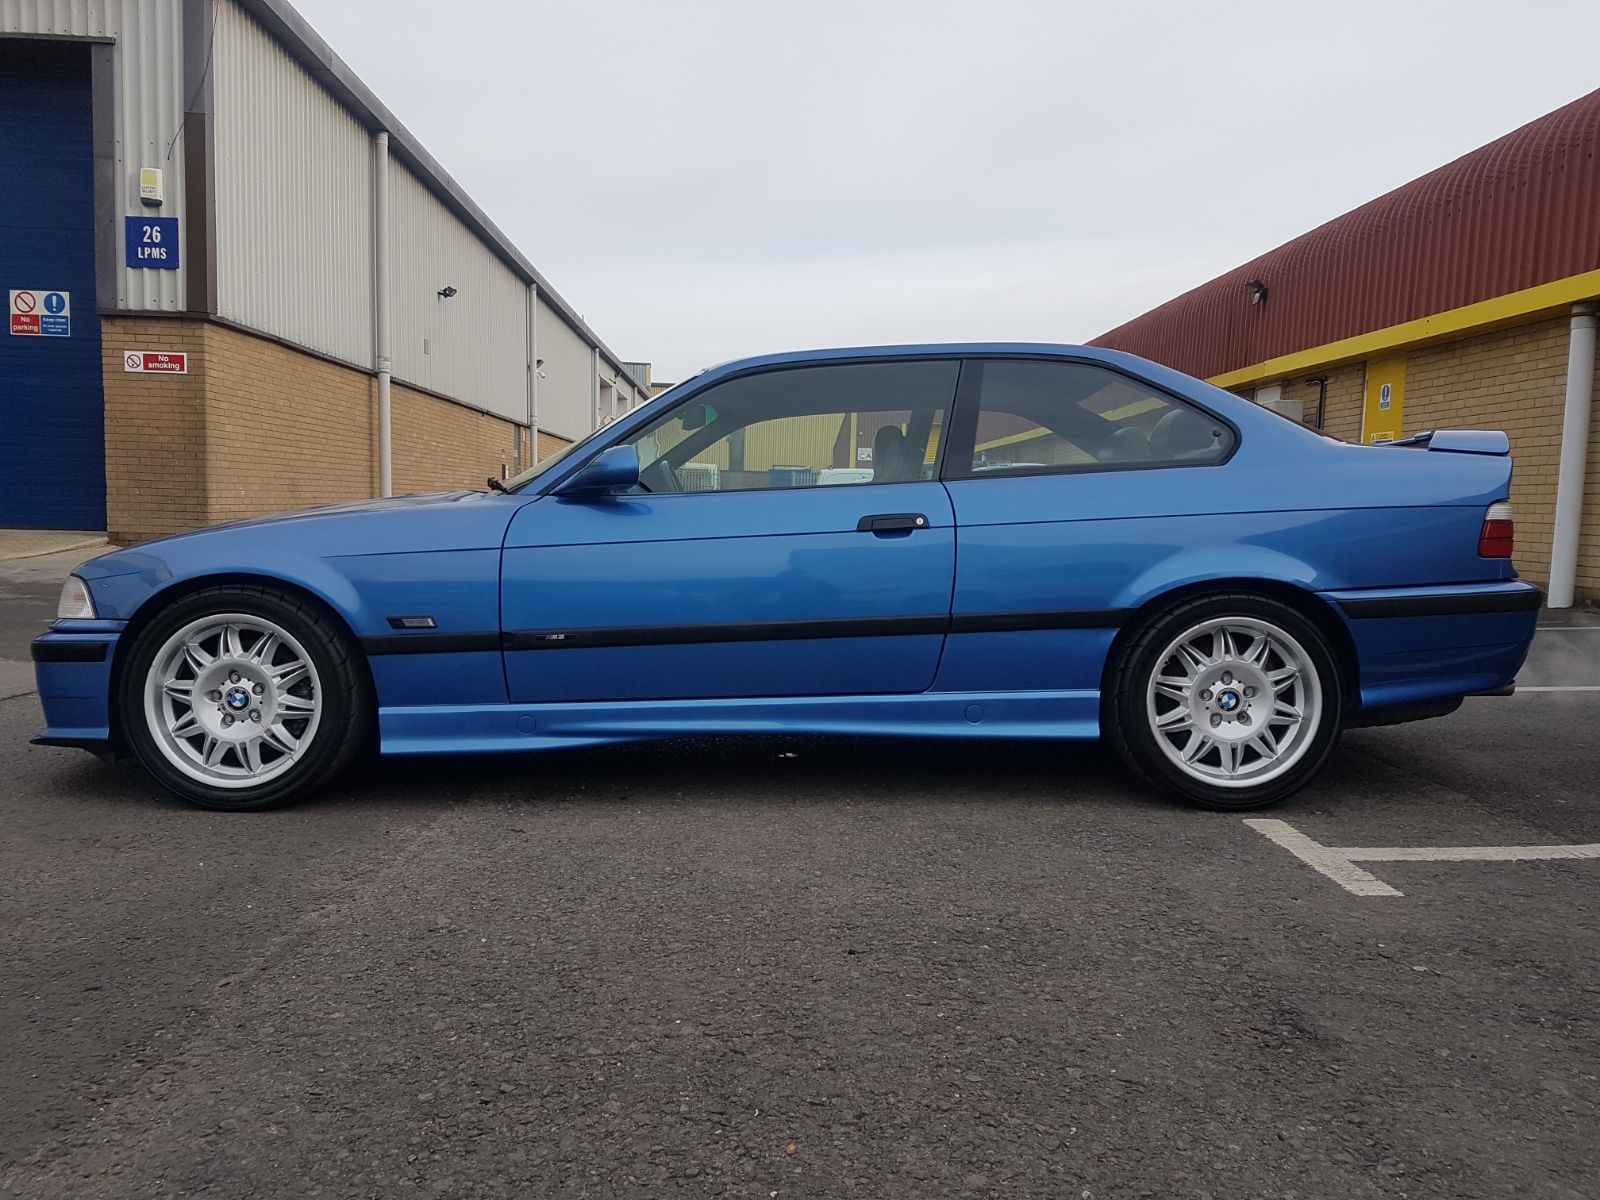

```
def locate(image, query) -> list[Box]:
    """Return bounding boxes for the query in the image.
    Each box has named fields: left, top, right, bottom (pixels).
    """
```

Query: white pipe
left=527, top=282, right=539, bottom=467
left=1548, top=303, right=1596, bottom=608
left=374, top=131, right=393, bottom=498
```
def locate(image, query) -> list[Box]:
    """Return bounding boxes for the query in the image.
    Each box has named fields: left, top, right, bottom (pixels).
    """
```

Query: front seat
left=1149, top=407, right=1220, bottom=461
left=872, top=425, right=914, bottom=483
left=1098, top=425, right=1150, bottom=463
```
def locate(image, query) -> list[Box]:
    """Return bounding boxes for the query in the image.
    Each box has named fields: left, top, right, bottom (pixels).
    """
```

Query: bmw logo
left=226, top=687, right=250, bottom=711
left=1218, top=690, right=1240, bottom=713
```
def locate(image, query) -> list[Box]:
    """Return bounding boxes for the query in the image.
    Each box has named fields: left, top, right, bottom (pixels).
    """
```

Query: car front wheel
left=120, top=585, right=370, bottom=810
left=1108, top=593, right=1344, bottom=809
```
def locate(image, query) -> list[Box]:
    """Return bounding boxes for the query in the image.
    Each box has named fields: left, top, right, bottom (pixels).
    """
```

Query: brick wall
left=391, top=382, right=522, bottom=494
left=536, top=430, right=573, bottom=461
left=99, top=318, right=541, bottom=544
left=1404, top=317, right=1574, bottom=589
left=100, top=318, right=210, bottom=544
left=1262, top=315, right=1600, bottom=600
left=203, top=322, right=378, bottom=526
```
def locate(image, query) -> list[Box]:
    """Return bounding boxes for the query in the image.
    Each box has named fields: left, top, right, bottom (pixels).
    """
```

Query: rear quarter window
left=957, top=359, right=1235, bottom=476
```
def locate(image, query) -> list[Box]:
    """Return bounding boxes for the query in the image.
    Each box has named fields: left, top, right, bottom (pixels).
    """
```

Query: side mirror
left=554, top=444, right=640, bottom=497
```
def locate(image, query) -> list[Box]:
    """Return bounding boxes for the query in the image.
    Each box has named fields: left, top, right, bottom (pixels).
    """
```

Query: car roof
left=702, top=343, right=1120, bottom=374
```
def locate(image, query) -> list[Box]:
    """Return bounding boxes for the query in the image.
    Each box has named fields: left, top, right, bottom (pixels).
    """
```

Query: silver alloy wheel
left=1144, top=616, right=1322, bottom=789
left=143, top=613, right=322, bottom=789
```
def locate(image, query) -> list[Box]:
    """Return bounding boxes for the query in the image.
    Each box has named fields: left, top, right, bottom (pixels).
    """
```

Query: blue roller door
left=0, top=40, right=105, bottom=530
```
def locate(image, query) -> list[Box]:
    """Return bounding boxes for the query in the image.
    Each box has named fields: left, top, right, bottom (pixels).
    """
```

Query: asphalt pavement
left=2, top=551, right=1597, bottom=1199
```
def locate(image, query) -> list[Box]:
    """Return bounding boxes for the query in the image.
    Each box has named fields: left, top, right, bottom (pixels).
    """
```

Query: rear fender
left=1114, top=546, right=1318, bottom=610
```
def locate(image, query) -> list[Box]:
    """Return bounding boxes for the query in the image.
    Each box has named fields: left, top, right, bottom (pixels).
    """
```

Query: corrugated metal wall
left=6, top=0, right=639, bottom=436
left=1, top=0, right=187, bottom=311
left=1094, top=88, right=1600, bottom=381
left=535, top=296, right=594, bottom=441
left=212, top=0, right=372, bottom=366
left=387, top=159, right=527, bottom=422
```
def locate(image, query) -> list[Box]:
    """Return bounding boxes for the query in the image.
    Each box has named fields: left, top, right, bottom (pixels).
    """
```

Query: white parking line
left=1513, top=686, right=1600, bottom=692
left=1536, top=625, right=1600, bottom=631
left=1244, top=818, right=1402, bottom=896
left=1244, top=818, right=1600, bottom=897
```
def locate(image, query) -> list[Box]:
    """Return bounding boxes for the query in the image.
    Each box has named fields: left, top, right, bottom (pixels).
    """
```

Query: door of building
left=0, top=40, right=106, bottom=530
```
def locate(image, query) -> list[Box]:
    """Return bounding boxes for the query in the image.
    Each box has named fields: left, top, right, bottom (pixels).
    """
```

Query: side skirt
left=378, top=690, right=1102, bottom=756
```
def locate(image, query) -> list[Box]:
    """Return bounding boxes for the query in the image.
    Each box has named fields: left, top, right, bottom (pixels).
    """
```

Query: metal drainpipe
left=1548, top=302, right=1597, bottom=608
left=1307, top=375, right=1329, bottom=430
left=374, top=131, right=393, bottom=498
left=528, top=283, right=539, bottom=466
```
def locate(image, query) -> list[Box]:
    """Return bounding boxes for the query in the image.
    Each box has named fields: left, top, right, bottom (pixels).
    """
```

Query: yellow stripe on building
left=1206, top=268, right=1600, bottom=390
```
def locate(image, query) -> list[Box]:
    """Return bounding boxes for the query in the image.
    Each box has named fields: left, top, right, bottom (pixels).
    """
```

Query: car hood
left=77, top=490, right=520, bottom=586
left=199, top=490, right=485, bottom=535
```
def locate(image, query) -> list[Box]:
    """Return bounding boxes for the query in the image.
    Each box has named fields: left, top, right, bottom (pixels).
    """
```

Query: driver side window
left=623, top=360, right=958, bottom=493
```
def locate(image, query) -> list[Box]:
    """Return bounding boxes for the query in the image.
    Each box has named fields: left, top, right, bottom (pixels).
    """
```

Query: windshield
left=503, top=376, right=697, bottom=492
left=503, top=421, right=611, bottom=490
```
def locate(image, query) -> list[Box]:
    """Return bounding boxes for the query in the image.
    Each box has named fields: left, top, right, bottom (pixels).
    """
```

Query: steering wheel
left=640, top=457, right=683, bottom=493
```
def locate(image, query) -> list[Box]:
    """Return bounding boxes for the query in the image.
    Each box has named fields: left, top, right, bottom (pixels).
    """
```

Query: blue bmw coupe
left=34, top=345, right=1539, bottom=811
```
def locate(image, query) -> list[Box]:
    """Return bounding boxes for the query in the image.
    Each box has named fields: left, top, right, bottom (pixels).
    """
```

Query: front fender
left=80, top=547, right=367, bottom=628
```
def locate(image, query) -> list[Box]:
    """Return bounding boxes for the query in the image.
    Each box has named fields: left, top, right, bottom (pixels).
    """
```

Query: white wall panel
left=386, top=159, right=526, bottom=422
left=212, top=0, right=371, bottom=365
left=2, top=0, right=187, bottom=311
left=4, top=0, right=641, bottom=431
left=535, top=297, right=595, bottom=441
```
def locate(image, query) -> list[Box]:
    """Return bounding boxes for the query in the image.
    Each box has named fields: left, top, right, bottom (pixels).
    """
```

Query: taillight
left=1479, top=501, right=1514, bottom=558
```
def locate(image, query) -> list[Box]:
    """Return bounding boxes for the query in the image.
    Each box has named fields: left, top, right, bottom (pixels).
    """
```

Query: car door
left=501, top=357, right=961, bottom=703
left=934, top=356, right=1236, bottom=698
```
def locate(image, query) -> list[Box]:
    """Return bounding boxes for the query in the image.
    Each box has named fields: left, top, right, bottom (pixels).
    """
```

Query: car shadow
left=337, top=735, right=1165, bottom=814
left=31, top=732, right=1386, bottom=816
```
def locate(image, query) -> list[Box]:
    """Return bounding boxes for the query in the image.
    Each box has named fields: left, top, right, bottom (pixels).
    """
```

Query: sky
left=291, top=0, right=1600, bottom=383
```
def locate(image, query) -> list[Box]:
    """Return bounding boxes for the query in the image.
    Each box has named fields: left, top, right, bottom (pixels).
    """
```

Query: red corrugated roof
left=1091, top=89, right=1600, bottom=380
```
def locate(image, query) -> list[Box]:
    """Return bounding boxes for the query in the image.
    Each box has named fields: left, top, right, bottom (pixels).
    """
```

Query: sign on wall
left=123, top=350, right=188, bottom=374
left=1361, top=357, right=1406, bottom=444
left=124, top=215, right=180, bottom=269
left=9, top=290, right=70, bottom=336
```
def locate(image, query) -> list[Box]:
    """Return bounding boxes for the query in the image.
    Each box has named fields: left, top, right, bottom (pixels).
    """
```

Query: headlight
left=57, top=575, right=97, bottom=620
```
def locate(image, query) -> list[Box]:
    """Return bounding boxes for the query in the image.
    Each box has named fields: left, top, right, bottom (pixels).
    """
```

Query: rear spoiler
left=1385, top=429, right=1510, bottom=456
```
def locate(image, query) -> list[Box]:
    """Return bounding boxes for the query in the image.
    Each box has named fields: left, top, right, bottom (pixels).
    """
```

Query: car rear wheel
left=120, top=585, right=371, bottom=810
left=1108, top=593, right=1344, bottom=809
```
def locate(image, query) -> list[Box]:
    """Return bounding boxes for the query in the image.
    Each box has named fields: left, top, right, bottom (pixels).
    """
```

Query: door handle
left=857, top=512, right=930, bottom=534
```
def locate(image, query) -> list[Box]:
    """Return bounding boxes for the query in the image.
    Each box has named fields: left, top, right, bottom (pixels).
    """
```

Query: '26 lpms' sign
left=125, top=216, right=180, bottom=269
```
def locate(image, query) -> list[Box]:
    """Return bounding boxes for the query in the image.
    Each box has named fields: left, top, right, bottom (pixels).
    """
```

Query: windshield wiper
left=486, top=477, right=508, bottom=494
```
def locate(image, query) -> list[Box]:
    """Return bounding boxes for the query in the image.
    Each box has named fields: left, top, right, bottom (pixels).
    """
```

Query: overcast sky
left=293, top=0, right=1600, bottom=382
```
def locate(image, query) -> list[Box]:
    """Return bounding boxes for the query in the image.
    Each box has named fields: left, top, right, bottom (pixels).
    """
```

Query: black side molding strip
left=360, top=609, right=1131, bottom=656
left=31, top=639, right=110, bottom=663
left=504, top=615, right=951, bottom=651
left=359, top=633, right=502, bottom=656
left=951, top=609, right=1129, bottom=634
left=1338, top=588, right=1543, bottom=619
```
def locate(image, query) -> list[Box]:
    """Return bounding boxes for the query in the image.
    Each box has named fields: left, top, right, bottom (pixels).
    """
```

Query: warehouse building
left=1094, top=89, right=1600, bottom=607
left=1, top=0, right=648, bottom=545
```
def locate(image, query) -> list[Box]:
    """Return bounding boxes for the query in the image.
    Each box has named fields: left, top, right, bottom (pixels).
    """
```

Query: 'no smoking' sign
left=123, top=350, right=188, bottom=374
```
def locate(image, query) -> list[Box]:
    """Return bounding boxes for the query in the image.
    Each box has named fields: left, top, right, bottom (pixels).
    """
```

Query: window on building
left=956, top=359, right=1234, bottom=476
left=622, top=359, right=958, bottom=493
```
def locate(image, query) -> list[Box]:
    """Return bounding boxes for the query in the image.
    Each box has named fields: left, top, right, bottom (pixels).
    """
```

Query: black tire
left=1106, top=591, right=1345, bottom=810
left=119, top=584, right=372, bottom=811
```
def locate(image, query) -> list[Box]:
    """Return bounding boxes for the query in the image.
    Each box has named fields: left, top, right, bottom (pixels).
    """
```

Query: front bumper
left=1321, top=580, right=1541, bottom=711
left=31, top=622, right=125, bottom=751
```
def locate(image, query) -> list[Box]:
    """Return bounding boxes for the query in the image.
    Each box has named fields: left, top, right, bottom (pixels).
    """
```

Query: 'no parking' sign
left=9, top=290, right=70, bottom=337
